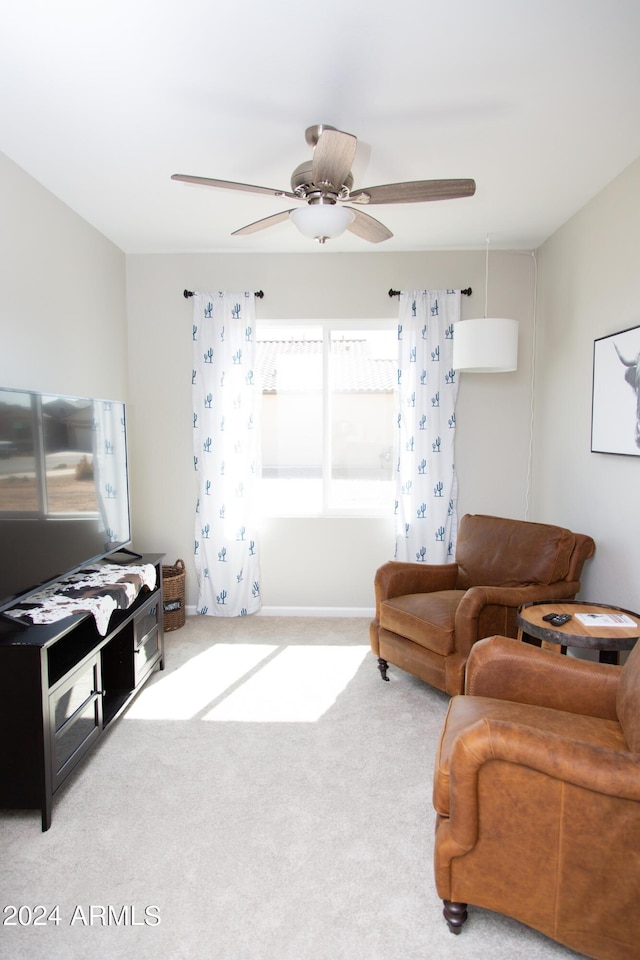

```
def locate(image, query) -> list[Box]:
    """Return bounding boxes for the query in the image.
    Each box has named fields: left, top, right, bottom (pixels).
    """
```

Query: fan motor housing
left=291, top=161, right=353, bottom=201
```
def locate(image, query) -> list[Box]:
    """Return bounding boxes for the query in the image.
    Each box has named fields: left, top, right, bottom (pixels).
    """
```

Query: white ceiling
left=2, top=0, right=640, bottom=255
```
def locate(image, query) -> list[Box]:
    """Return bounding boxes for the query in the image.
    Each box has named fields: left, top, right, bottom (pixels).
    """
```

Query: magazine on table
left=575, top=612, right=636, bottom=627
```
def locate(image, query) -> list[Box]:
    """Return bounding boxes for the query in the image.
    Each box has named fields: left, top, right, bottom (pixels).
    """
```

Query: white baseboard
left=185, top=605, right=373, bottom=618
left=258, top=606, right=374, bottom=618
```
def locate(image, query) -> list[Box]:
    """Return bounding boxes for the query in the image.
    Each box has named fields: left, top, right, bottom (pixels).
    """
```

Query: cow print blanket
left=4, top=562, right=157, bottom=636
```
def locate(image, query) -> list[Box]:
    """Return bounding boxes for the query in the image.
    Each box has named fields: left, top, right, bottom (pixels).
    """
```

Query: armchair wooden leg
left=377, top=657, right=390, bottom=681
left=443, top=900, right=468, bottom=934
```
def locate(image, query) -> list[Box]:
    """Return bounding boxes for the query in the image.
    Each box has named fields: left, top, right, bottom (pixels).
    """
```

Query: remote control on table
left=542, top=613, right=572, bottom=626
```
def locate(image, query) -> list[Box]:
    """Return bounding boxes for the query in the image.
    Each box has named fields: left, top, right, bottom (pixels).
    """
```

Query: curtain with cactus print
left=192, top=291, right=261, bottom=616
left=93, top=398, right=130, bottom=548
left=395, top=290, right=460, bottom=564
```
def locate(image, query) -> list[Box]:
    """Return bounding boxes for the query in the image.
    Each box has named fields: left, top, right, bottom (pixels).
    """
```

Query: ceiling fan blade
left=311, top=129, right=357, bottom=193
left=348, top=179, right=476, bottom=205
left=171, top=173, right=298, bottom=200
left=346, top=208, right=393, bottom=244
left=231, top=210, right=294, bottom=236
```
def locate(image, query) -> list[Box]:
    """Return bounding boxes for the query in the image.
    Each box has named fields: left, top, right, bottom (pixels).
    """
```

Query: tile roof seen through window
left=255, top=339, right=396, bottom=393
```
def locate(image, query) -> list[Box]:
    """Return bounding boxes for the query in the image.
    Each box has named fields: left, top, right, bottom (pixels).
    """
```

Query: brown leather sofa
left=433, top=634, right=640, bottom=960
left=370, top=513, right=595, bottom=694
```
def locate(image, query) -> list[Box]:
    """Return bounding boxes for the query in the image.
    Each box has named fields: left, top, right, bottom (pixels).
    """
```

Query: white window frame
left=256, top=319, right=397, bottom=519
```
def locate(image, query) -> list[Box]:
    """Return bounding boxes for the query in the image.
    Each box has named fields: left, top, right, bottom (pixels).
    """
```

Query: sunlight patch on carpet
left=124, top=643, right=369, bottom=722
left=202, top=645, right=369, bottom=722
left=123, top=643, right=278, bottom=720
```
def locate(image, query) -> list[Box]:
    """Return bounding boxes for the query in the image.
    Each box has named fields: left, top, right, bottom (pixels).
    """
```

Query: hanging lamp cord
left=484, top=234, right=490, bottom=318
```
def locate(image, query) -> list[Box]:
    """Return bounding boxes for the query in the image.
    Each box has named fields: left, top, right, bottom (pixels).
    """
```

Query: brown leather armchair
left=370, top=513, right=595, bottom=694
left=433, top=634, right=640, bottom=960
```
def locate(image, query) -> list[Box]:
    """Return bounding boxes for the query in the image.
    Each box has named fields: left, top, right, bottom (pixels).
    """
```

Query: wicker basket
left=162, top=558, right=186, bottom=631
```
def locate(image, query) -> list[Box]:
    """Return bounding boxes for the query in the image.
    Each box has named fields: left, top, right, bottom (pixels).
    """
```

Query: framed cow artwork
left=591, top=324, right=640, bottom=457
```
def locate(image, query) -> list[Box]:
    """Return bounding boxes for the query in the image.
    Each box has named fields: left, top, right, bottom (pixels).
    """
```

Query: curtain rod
left=183, top=289, right=264, bottom=299
left=388, top=287, right=472, bottom=298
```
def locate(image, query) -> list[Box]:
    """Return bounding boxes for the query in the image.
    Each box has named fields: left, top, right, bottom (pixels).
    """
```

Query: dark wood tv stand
left=0, top=553, right=165, bottom=830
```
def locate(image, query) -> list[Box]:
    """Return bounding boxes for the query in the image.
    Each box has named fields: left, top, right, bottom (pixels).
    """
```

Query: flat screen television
left=0, top=386, right=132, bottom=614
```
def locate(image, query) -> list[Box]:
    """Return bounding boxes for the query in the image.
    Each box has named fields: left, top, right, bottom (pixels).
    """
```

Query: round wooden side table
left=517, top=600, right=640, bottom=664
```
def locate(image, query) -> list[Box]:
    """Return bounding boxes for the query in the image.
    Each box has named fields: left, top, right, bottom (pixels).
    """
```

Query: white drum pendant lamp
left=453, top=317, right=519, bottom=372
left=453, top=237, right=519, bottom=372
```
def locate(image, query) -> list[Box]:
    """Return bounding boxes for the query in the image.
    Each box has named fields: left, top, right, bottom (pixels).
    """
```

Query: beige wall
left=126, top=250, right=536, bottom=610
left=0, top=151, right=127, bottom=399
left=534, top=155, right=640, bottom=610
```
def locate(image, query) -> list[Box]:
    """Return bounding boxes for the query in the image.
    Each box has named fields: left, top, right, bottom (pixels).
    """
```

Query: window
left=255, top=322, right=397, bottom=517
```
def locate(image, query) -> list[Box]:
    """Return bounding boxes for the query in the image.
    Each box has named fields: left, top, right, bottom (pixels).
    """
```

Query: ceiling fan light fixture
left=173, top=125, right=476, bottom=244
left=289, top=204, right=355, bottom=242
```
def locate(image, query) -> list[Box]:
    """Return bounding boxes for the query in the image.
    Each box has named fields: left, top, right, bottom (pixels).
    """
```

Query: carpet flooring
left=0, top=616, right=582, bottom=960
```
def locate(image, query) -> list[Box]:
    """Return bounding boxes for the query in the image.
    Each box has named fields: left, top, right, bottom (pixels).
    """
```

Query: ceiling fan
left=171, top=124, right=476, bottom=244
